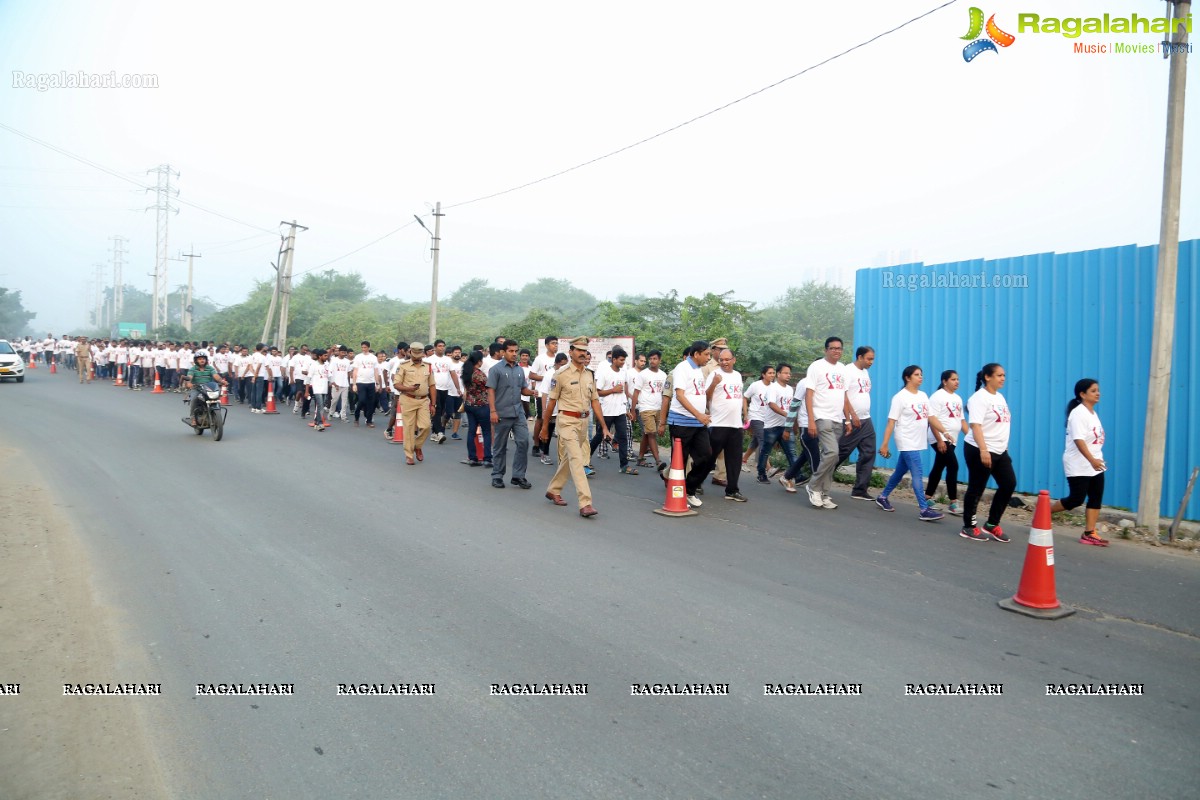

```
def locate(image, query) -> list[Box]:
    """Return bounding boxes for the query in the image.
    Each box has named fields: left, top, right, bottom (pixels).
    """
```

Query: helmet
left=194, top=353, right=209, bottom=362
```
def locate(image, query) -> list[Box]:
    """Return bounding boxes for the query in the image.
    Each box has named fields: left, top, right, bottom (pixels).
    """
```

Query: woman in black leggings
left=924, top=370, right=969, bottom=515
left=960, top=363, right=1015, bottom=543
left=1050, top=379, right=1108, bottom=546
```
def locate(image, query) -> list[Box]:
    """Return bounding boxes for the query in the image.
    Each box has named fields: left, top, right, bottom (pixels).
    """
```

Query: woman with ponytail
left=1050, top=379, right=1108, bottom=546
left=925, top=370, right=969, bottom=515
left=960, top=363, right=1015, bottom=543
left=875, top=365, right=947, bottom=521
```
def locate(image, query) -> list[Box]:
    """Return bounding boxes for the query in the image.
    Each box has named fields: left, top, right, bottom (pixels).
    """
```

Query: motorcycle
left=182, top=382, right=227, bottom=441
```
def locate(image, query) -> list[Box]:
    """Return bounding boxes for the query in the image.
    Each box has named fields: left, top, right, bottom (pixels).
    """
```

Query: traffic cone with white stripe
left=475, top=429, right=485, bottom=460
left=998, top=490, right=1076, bottom=619
left=151, top=372, right=164, bottom=393
left=263, top=382, right=279, bottom=413
left=391, top=413, right=404, bottom=444
left=114, top=364, right=124, bottom=386
left=28, top=353, right=37, bottom=369
left=49, top=359, right=57, bottom=374
left=653, top=438, right=698, bottom=517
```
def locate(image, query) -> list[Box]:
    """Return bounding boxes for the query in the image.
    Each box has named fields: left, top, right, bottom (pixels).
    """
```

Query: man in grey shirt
left=488, top=339, right=538, bottom=489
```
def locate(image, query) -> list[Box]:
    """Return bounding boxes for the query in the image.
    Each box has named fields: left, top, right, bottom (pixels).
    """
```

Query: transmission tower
left=145, top=166, right=179, bottom=330
left=109, top=235, right=127, bottom=321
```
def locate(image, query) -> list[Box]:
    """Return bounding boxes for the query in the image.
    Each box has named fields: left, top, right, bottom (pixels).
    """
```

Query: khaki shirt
left=549, top=364, right=598, bottom=414
left=75, top=342, right=91, bottom=360
left=393, top=360, right=435, bottom=401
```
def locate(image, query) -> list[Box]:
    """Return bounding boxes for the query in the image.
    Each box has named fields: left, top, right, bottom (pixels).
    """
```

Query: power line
left=0, top=122, right=278, bottom=235
left=445, top=0, right=959, bottom=210
left=293, top=219, right=421, bottom=277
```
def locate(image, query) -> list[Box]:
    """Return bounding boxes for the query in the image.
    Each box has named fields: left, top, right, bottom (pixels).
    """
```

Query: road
left=2, top=372, right=1198, bottom=799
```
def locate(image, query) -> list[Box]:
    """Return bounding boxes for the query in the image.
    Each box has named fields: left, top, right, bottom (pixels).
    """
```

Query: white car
left=0, top=340, right=26, bottom=382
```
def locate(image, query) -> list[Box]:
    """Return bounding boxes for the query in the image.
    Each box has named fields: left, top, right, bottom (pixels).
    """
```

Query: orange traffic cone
left=49, top=359, right=57, bottom=374
left=998, top=491, right=1076, bottom=619
left=28, top=353, right=37, bottom=369
left=114, top=364, right=125, bottom=386
left=220, top=384, right=230, bottom=405
left=263, top=383, right=279, bottom=413
left=151, top=372, right=164, bottom=393
left=653, top=438, right=698, bottom=517
left=475, top=429, right=485, bottom=460
left=88, top=362, right=95, bottom=381
left=391, top=413, right=405, bottom=444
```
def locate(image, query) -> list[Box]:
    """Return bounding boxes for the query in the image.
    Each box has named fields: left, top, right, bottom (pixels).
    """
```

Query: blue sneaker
left=875, top=496, right=895, bottom=512
left=450, top=432, right=461, bottom=440
left=919, top=507, right=945, bottom=522
left=584, top=465, right=595, bottom=477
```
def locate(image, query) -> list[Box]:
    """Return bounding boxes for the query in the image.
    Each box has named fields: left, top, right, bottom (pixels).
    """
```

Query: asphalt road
left=3, top=372, right=1198, bottom=799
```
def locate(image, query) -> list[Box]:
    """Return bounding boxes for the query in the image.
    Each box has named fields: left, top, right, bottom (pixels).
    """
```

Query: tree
left=0, top=287, right=36, bottom=337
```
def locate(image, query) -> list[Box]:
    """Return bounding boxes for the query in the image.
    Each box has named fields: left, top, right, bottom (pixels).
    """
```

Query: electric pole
left=414, top=202, right=444, bottom=342
left=1138, top=0, right=1190, bottom=533
left=145, top=165, right=179, bottom=331
left=274, top=221, right=307, bottom=347
left=180, top=247, right=201, bottom=333
left=109, top=235, right=127, bottom=323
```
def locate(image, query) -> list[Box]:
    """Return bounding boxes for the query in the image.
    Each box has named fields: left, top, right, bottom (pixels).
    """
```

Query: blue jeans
left=758, top=425, right=797, bottom=479
left=882, top=450, right=931, bottom=510
left=253, top=377, right=267, bottom=409
left=465, top=405, right=492, bottom=461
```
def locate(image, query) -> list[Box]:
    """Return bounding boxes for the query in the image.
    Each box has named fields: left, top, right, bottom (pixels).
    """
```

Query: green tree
left=0, top=287, right=36, bottom=337
left=502, top=308, right=572, bottom=350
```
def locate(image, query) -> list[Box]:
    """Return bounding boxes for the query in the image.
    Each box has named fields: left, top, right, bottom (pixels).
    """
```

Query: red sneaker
left=1080, top=532, right=1109, bottom=546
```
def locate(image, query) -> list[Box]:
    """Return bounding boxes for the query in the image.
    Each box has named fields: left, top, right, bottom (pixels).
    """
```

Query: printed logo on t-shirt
left=688, top=379, right=707, bottom=395
left=825, top=373, right=846, bottom=391
left=720, top=383, right=743, bottom=400
left=991, top=404, right=1011, bottom=424
left=946, top=401, right=962, bottom=418
left=855, top=377, right=871, bottom=394
left=1090, top=426, right=1105, bottom=446
left=911, top=403, right=928, bottom=420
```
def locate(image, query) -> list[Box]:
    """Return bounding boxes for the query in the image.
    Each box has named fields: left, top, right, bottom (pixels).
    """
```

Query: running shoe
left=983, top=524, right=1010, bottom=543
left=451, top=433, right=461, bottom=440
left=959, top=526, right=989, bottom=542
left=806, top=487, right=823, bottom=508
left=686, top=495, right=702, bottom=508
left=875, top=496, right=895, bottom=512
left=756, top=475, right=770, bottom=484
left=724, top=492, right=748, bottom=502
left=779, top=477, right=796, bottom=493
left=851, top=491, right=876, bottom=501
left=1079, top=532, right=1110, bottom=546
left=657, top=462, right=668, bottom=483
left=584, top=465, right=595, bottom=477
left=820, top=495, right=838, bottom=510
left=946, top=502, right=961, bottom=516
left=540, top=455, right=554, bottom=466
left=919, top=507, right=945, bottom=522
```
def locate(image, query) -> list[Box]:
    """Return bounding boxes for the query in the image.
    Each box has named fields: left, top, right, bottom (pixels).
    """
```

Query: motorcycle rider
left=180, top=353, right=228, bottom=428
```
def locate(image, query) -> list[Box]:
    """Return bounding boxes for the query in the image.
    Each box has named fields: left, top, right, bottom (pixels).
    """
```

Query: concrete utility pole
left=145, top=165, right=179, bottom=331
left=109, top=235, right=127, bottom=322
left=415, top=202, right=444, bottom=342
left=180, top=248, right=201, bottom=333
left=275, top=221, right=307, bottom=347
left=1138, top=0, right=1190, bottom=532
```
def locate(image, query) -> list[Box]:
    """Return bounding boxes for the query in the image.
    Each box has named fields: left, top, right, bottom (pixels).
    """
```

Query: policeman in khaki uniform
left=75, top=337, right=93, bottom=383
left=541, top=336, right=609, bottom=518
left=392, top=342, right=437, bottom=465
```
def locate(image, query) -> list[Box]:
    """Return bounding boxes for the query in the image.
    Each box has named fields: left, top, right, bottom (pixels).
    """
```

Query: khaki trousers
left=78, top=358, right=91, bottom=382
left=400, top=398, right=432, bottom=457
left=548, top=414, right=592, bottom=508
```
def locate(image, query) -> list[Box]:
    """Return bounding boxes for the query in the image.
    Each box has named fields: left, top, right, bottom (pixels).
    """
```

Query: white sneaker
left=821, top=494, right=838, bottom=510
left=686, top=495, right=702, bottom=508
left=807, top=487, right=823, bottom=508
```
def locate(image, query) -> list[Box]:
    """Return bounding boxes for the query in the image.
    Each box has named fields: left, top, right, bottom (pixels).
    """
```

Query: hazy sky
left=2, top=0, right=1196, bottom=334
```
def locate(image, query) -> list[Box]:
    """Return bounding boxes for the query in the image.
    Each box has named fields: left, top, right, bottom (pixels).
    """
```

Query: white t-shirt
left=530, top=353, right=557, bottom=382
left=1064, top=405, right=1104, bottom=477
left=596, top=365, right=630, bottom=417
left=668, top=359, right=713, bottom=420
left=178, top=349, right=194, bottom=371
left=481, top=356, right=499, bottom=375
left=268, top=353, right=283, bottom=379
left=352, top=353, right=379, bottom=384
left=634, top=368, right=667, bottom=413
left=887, top=389, right=931, bottom=452
left=844, top=364, right=872, bottom=420
left=744, top=379, right=771, bottom=423
left=250, top=351, right=266, bottom=378
left=964, top=389, right=1012, bottom=454
left=927, top=388, right=964, bottom=446
left=763, top=381, right=795, bottom=428
left=331, top=356, right=351, bottom=387
left=447, top=360, right=464, bottom=397
left=385, top=356, right=409, bottom=395
left=308, top=361, right=331, bottom=393
left=212, top=351, right=229, bottom=372
left=429, top=354, right=453, bottom=391
left=153, top=348, right=168, bottom=367
left=139, top=349, right=154, bottom=368
left=709, top=370, right=744, bottom=428
left=805, top=359, right=847, bottom=423
left=115, top=345, right=128, bottom=364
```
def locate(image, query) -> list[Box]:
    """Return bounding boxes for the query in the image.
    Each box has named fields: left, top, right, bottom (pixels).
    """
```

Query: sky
left=1, top=0, right=1197, bottom=334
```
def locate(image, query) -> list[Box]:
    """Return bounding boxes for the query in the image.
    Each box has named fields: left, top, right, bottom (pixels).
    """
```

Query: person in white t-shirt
left=289, top=346, right=312, bottom=415
left=306, top=349, right=332, bottom=430
left=588, top=346, right=635, bottom=474
left=529, top=336, right=560, bottom=457
left=328, top=347, right=352, bottom=422
left=804, top=337, right=851, bottom=510
left=756, top=364, right=797, bottom=484
left=350, top=340, right=382, bottom=427
left=445, top=345, right=464, bottom=440
left=707, top=348, right=747, bottom=501
left=876, top=365, right=947, bottom=521
left=960, top=363, right=1015, bottom=543
left=662, top=340, right=718, bottom=508
left=631, top=350, right=668, bottom=468
left=837, top=346, right=878, bottom=501
left=1050, top=379, right=1109, bottom=546
left=383, top=343, right=410, bottom=438
left=924, top=370, right=969, bottom=516
left=741, top=365, right=776, bottom=473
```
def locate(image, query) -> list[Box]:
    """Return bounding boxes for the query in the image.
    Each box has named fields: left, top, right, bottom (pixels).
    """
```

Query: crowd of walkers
left=25, top=331, right=1109, bottom=545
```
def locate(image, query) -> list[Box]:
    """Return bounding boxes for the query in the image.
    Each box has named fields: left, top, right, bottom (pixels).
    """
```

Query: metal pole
left=181, top=248, right=201, bottom=333
left=1137, top=0, right=1190, bottom=531
left=429, top=201, right=442, bottom=342
left=1168, top=467, right=1199, bottom=542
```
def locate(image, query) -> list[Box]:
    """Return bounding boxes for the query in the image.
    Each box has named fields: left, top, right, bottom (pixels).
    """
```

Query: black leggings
left=1060, top=472, right=1105, bottom=510
left=962, top=443, right=1016, bottom=528
left=926, top=442, right=960, bottom=501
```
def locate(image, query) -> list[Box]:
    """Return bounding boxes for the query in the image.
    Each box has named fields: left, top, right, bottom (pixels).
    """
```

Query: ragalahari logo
left=962, top=7, right=1016, bottom=61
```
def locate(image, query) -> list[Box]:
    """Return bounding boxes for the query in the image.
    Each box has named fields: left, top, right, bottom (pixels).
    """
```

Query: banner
left=537, top=337, right=635, bottom=371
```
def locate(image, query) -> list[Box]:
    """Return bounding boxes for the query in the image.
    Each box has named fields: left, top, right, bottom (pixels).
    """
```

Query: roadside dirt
left=0, top=444, right=170, bottom=800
